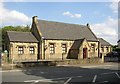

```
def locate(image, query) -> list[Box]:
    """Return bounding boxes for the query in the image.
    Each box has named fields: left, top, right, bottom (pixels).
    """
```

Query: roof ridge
left=87, top=26, right=98, bottom=41
left=99, top=38, right=111, bottom=46
left=7, top=31, right=31, bottom=33
left=38, top=19, right=86, bottom=27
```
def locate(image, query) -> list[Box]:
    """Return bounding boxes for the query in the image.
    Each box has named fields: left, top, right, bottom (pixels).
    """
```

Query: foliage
left=113, top=48, right=120, bottom=52
left=112, top=45, right=118, bottom=51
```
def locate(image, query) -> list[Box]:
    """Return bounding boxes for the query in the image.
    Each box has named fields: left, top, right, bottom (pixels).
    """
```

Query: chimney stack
left=32, top=16, right=38, bottom=23
left=86, top=23, right=90, bottom=28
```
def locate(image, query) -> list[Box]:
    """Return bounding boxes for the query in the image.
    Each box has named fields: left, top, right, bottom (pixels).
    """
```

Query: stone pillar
left=102, top=54, right=104, bottom=63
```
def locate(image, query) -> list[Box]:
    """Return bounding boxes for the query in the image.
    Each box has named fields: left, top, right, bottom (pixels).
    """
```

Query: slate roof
left=70, top=39, right=85, bottom=49
left=7, top=31, right=38, bottom=42
left=98, top=38, right=111, bottom=46
left=37, top=20, right=98, bottom=41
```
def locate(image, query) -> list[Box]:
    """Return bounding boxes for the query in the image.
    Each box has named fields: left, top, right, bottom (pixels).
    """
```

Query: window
left=29, top=47, right=35, bottom=54
left=101, top=47, right=104, bottom=52
left=91, top=44, right=95, bottom=52
left=62, top=44, right=67, bottom=54
left=106, top=47, right=109, bottom=52
left=18, top=47, right=24, bottom=55
left=49, top=43, right=55, bottom=54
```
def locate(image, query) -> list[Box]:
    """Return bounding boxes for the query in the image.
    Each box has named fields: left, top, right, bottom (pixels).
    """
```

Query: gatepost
left=4, top=50, right=8, bottom=63
left=102, top=54, right=104, bottom=63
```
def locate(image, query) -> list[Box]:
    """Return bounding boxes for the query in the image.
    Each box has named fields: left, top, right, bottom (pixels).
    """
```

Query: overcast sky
left=0, top=0, right=119, bottom=45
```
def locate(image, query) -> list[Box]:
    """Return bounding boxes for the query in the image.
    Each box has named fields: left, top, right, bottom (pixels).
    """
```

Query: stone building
left=5, top=31, right=38, bottom=62
left=4, top=16, right=113, bottom=62
left=98, top=38, right=112, bottom=57
left=31, top=16, right=99, bottom=61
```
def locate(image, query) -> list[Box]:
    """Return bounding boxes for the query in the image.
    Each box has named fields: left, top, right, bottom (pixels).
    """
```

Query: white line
left=92, top=75, right=97, bottom=82
left=24, top=79, right=53, bottom=82
left=100, top=81, right=108, bottom=83
left=101, top=72, right=115, bottom=75
left=24, top=75, right=82, bottom=83
left=81, top=65, right=113, bottom=68
left=64, top=78, right=72, bottom=84
left=115, top=72, right=120, bottom=79
left=52, top=76, right=82, bottom=80
left=1, top=70, right=23, bottom=72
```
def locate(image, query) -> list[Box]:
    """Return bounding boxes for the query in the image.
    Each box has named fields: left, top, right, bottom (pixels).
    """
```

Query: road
left=1, top=62, right=120, bottom=84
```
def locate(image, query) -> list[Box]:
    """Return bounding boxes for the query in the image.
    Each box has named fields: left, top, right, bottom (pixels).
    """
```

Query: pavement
left=1, top=62, right=119, bottom=72
left=1, top=62, right=120, bottom=83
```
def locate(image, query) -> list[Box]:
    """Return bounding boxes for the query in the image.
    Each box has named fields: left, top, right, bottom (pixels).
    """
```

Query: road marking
left=40, top=72, right=44, bottom=74
left=101, top=72, right=115, bottom=75
left=81, top=65, right=113, bottom=68
left=24, top=79, right=53, bottom=83
left=30, top=80, right=39, bottom=84
left=92, top=75, right=97, bottom=82
left=100, top=81, right=108, bottom=83
left=115, top=72, right=120, bottom=79
left=64, top=78, right=72, bottom=84
left=24, top=75, right=82, bottom=83
left=1, top=70, right=23, bottom=72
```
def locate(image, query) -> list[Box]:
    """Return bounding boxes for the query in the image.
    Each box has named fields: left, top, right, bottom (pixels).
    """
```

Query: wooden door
left=83, top=48, right=87, bottom=59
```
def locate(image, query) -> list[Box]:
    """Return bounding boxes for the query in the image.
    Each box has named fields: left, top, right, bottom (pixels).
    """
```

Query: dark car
left=105, top=51, right=120, bottom=62
left=106, top=51, right=119, bottom=57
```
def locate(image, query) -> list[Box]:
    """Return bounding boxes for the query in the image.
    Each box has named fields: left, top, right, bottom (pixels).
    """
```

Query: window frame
left=101, top=47, right=104, bottom=52
left=62, top=43, right=67, bottom=54
left=91, top=44, right=95, bottom=52
left=49, top=43, right=55, bottom=54
left=29, top=47, right=35, bottom=55
left=106, top=47, right=109, bottom=52
left=18, top=46, right=24, bottom=55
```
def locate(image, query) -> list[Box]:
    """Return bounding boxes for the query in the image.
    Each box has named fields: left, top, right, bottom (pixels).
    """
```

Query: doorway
left=83, top=48, right=87, bottom=59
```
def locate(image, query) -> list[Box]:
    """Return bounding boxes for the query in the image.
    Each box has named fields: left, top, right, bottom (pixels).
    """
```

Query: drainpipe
left=41, top=37, right=45, bottom=60
left=43, top=40, right=45, bottom=59
left=98, top=40, right=100, bottom=58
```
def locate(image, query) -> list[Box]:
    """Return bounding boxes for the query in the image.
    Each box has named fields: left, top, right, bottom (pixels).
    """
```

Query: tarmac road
left=1, top=62, right=120, bottom=84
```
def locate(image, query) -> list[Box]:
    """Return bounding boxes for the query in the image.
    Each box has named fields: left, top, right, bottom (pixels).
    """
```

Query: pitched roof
left=98, top=38, right=111, bottom=46
left=37, top=20, right=98, bottom=41
left=7, top=31, right=38, bottom=42
left=70, top=39, right=85, bottom=49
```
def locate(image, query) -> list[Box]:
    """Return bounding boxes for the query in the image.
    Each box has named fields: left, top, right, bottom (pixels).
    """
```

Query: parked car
left=105, top=51, right=120, bottom=62
left=106, top=51, right=119, bottom=57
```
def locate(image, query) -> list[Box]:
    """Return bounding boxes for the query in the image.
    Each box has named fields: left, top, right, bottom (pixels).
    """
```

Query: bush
left=113, top=48, right=120, bottom=52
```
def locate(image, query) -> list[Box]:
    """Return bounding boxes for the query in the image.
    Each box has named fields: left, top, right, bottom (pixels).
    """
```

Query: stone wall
left=56, top=58, right=102, bottom=65
left=41, top=39, right=74, bottom=60
left=88, top=41, right=99, bottom=58
left=13, top=58, right=102, bottom=68
left=100, top=45, right=112, bottom=57
left=9, top=42, right=38, bottom=62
